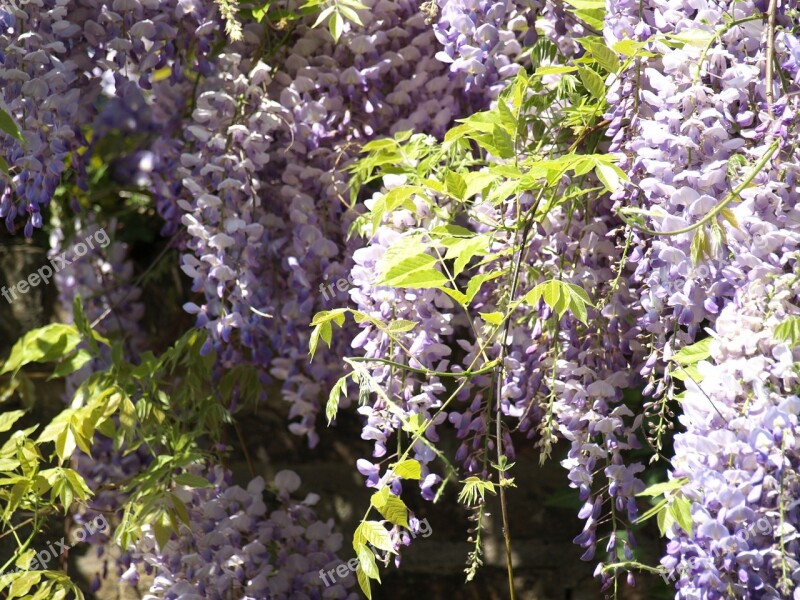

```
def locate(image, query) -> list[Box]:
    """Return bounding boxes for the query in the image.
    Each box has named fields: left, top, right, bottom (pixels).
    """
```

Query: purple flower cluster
left=597, top=0, right=800, bottom=592
left=172, top=1, right=485, bottom=446
left=433, top=0, right=538, bottom=92
left=0, top=0, right=218, bottom=237
left=129, top=467, right=358, bottom=600
left=432, top=0, right=591, bottom=93
left=662, top=274, right=800, bottom=597
left=606, top=0, right=800, bottom=342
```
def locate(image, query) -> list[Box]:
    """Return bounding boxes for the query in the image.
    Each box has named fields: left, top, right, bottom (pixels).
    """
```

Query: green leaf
left=14, top=549, right=36, bottom=571
left=357, top=544, right=381, bottom=581
left=400, top=413, right=425, bottom=435
left=174, top=473, right=214, bottom=488
left=356, top=566, right=373, bottom=599
left=119, top=395, right=137, bottom=431
left=441, top=287, right=469, bottom=305
left=577, top=38, right=621, bottom=73
left=338, top=4, right=363, bottom=25
left=657, top=501, right=675, bottom=536
left=670, top=363, right=704, bottom=383
left=463, top=171, right=498, bottom=199
left=635, top=497, right=669, bottom=524
left=457, top=108, right=504, bottom=134
left=312, top=5, right=335, bottom=28
left=523, top=280, right=591, bottom=322
left=376, top=234, right=427, bottom=274
left=612, top=39, right=650, bottom=57
left=463, top=270, right=506, bottom=306
left=444, top=123, right=473, bottom=143
left=392, top=459, right=422, bottom=480
left=458, top=476, right=496, bottom=505
left=309, top=321, right=331, bottom=359
left=55, top=427, right=76, bottom=464
left=329, top=10, right=344, bottom=41
left=0, top=108, right=23, bottom=143
left=171, top=493, right=191, bottom=526
left=690, top=227, right=709, bottom=264
left=564, top=282, right=593, bottom=324
left=153, top=511, right=173, bottom=551
left=562, top=0, right=604, bottom=7
left=378, top=253, right=448, bottom=289
left=445, top=171, right=467, bottom=200
left=370, top=487, right=410, bottom=528
left=0, top=410, right=25, bottom=433
left=0, top=156, right=8, bottom=175
left=595, top=162, right=626, bottom=193
left=387, top=319, right=418, bottom=333
left=252, top=3, right=269, bottom=21
left=361, top=137, right=398, bottom=153
left=489, top=124, right=515, bottom=159
left=775, top=317, right=800, bottom=347
left=577, top=66, right=605, bottom=100
left=9, top=571, right=41, bottom=598
left=310, top=309, right=348, bottom=326
left=443, top=236, right=488, bottom=278
left=670, top=495, right=693, bottom=535
left=534, top=65, right=578, bottom=76
left=370, top=186, right=420, bottom=232
left=50, top=349, right=93, bottom=379
left=1, top=324, right=82, bottom=377
left=670, top=338, right=712, bottom=366
left=667, top=28, right=715, bottom=48
left=64, top=468, right=92, bottom=500
left=637, top=478, right=688, bottom=497
left=326, top=375, right=348, bottom=425
left=479, top=311, right=504, bottom=326
left=573, top=8, right=605, bottom=29
left=355, top=521, right=395, bottom=552
left=5, top=482, right=28, bottom=519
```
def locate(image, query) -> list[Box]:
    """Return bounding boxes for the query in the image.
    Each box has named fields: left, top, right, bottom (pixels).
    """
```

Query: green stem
left=347, top=356, right=498, bottom=378
left=618, top=141, right=779, bottom=236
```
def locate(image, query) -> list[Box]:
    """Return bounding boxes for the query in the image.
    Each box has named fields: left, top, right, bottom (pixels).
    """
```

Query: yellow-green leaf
left=0, top=410, right=25, bottom=433
left=577, top=66, right=605, bottom=100
left=356, top=543, right=381, bottom=581
left=355, top=521, right=395, bottom=552
left=356, top=565, right=373, bottom=599
left=392, top=459, right=422, bottom=480
left=370, top=487, right=409, bottom=528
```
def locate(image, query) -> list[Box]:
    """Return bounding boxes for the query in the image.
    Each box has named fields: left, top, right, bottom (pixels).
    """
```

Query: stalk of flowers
left=0, top=1, right=93, bottom=237
left=174, top=0, right=491, bottom=448
left=0, top=0, right=221, bottom=237
left=432, top=0, right=538, bottom=93
left=661, top=272, right=800, bottom=598
left=605, top=0, right=800, bottom=347
left=128, top=466, right=359, bottom=600
left=548, top=213, right=646, bottom=585
left=348, top=179, right=463, bottom=500
left=597, top=0, right=800, bottom=589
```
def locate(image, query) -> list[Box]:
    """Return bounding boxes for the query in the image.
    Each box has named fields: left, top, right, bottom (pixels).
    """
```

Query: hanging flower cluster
left=128, top=467, right=358, bottom=600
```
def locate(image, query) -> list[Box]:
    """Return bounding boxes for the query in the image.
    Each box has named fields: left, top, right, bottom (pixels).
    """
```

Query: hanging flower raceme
left=662, top=272, right=800, bottom=598
left=129, top=467, right=359, bottom=600
left=0, top=0, right=219, bottom=237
